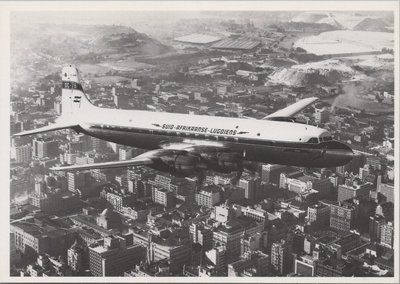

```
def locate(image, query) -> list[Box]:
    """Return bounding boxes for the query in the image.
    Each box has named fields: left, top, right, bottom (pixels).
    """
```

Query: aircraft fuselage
left=75, top=107, right=353, bottom=168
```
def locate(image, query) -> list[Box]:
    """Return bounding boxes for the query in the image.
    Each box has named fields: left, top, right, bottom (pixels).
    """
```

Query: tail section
left=13, top=65, right=94, bottom=137
left=61, top=65, right=96, bottom=117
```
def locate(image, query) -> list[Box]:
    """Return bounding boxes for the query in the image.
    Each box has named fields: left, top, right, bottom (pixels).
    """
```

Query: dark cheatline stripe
left=62, top=81, right=84, bottom=91
left=88, top=124, right=322, bottom=150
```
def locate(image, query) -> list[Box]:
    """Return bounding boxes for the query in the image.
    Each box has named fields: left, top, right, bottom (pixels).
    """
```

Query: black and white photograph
left=2, top=1, right=399, bottom=282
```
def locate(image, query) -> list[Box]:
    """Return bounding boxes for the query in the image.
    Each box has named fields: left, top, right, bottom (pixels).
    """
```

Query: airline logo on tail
left=73, top=96, right=81, bottom=103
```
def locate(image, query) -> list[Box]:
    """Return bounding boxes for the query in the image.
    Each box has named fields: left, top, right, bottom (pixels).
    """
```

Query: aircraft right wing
left=262, top=97, right=319, bottom=120
left=50, top=148, right=187, bottom=171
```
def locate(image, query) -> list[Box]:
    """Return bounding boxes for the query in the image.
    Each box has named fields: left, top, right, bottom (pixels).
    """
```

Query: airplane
left=14, top=65, right=354, bottom=179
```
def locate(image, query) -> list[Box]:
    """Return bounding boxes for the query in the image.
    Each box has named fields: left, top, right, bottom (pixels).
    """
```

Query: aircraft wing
left=50, top=148, right=186, bottom=172
left=51, top=157, right=153, bottom=171
left=13, top=122, right=79, bottom=137
left=262, top=97, right=319, bottom=119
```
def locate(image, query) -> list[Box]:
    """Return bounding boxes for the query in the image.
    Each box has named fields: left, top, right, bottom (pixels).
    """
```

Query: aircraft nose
left=323, top=141, right=354, bottom=166
left=342, top=144, right=355, bottom=163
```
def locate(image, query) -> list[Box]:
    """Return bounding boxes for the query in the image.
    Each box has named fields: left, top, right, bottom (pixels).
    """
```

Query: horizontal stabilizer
left=263, top=97, right=319, bottom=119
left=51, top=157, right=153, bottom=172
left=13, top=122, right=79, bottom=137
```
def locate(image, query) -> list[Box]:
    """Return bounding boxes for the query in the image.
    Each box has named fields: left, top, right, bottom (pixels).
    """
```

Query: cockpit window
left=321, top=136, right=333, bottom=142
left=307, top=137, right=319, bottom=144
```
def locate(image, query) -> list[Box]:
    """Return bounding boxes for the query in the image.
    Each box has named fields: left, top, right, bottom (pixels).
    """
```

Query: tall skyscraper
left=67, top=172, right=89, bottom=193
left=330, top=201, right=358, bottom=233
left=32, top=138, right=59, bottom=158
left=377, top=175, right=394, bottom=203
left=307, top=203, right=330, bottom=227
left=380, top=222, right=394, bottom=248
left=67, top=240, right=86, bottom=273
left=369, top=215, right=385, bottom=242
left=119, top=147, right=133, bottom=160
left=271, top=239, right=293, bottom=275
left=238, top=174, right=257, bottom=200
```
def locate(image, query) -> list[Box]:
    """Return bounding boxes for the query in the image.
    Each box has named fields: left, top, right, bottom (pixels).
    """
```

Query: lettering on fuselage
left=159, top=124, right=238, bottom=136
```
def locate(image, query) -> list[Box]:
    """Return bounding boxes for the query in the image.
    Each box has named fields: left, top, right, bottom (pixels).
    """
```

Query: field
left=294, top=30, right=394, bottom=56
left=99, top=57, right=154, bottom=72
left=91, top=76, right=132, bottom=85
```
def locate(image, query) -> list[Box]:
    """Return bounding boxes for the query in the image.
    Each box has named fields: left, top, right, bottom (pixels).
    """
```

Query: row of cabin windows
left=100, top=124, right=333, bottom=144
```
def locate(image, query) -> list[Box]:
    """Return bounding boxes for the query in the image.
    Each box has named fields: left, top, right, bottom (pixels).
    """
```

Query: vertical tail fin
left=61, top=65, right=95, bottom=117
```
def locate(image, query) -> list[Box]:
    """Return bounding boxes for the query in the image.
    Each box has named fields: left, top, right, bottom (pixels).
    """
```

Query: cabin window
left=257, top=133, right=260, bottom=136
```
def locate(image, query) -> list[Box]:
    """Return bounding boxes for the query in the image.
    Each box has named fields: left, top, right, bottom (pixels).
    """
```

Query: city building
left=315, top=257, right=354, bottom=277
left=369, top=215, right=386, bottom=242
left=238, top=176, right=257, bottom=200
left=227, top=250, right=270, bottom=277
left=67, top=172, right=90, bottom=193
left=96, top=209, right=120, bottom=230
left=104, top=189, right=134, bottom=213
left=152, top=186, right=175, bottom=208
left=204, top=244, right=227, bottom=275
left=32, top=138, right=59, bottom=159
left=213, top=217, right=263, bottom=263
left=294, top=254, right=318, bottom=276
left=89, top=235, right=146, bottom=276
left=377, top=175, right=394, bottom=203
left=14, top=144, right=32, bottom=163
left=306, top=203, right=330, bottom=227
left=119, top=147, right=133, bottom=161
left=11, top=218, right=76, bottom=256
left=113, top=93, right=129, bottom=109
left=131, top=228, right=191, bottom=273
left=337, top=178, right=373, bottom=202
left=261, top=164, right=291, bottom=185
left=30, top=188, right=81, bottom=213
left=329, top=201, right=358, bottom=233
left=240, top=232, right=264, bottom=256
left=190, top=223, right=213, bottom=250
left=380, top=222, right=394, bottom=248
left=195, top=186, right=220, bottom=208
left=314, top=107, right=330, bottom=123
left=67, top=240, right=86, bottom=273
left=271, top=239, right=293, bottom=275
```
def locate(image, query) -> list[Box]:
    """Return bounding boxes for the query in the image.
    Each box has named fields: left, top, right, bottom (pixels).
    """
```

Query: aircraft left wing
left=263, top=97, right=319, bottom=119
left=13, top=122, right=79, bottom=137
left=50, top=148, right=187, bottom=172
left=51, top=157, right=153, bottom=171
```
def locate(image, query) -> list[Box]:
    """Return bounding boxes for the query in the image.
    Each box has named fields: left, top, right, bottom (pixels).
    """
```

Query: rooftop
left=211, top=38, right=260, bottom=50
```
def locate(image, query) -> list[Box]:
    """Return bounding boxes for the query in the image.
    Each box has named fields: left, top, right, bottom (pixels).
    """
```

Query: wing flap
left=263, top=97, right=319, bottom=119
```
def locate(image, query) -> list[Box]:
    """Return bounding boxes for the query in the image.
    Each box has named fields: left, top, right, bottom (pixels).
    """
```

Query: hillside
left=11, top=23, right=172, bottom=83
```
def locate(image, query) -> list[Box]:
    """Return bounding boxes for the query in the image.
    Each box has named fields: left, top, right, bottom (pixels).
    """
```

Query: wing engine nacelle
left=201, top=151, right=242, bottom=173
left=150, top=153, right=204, bottom=177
